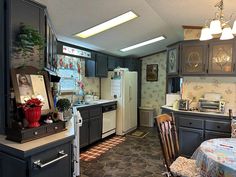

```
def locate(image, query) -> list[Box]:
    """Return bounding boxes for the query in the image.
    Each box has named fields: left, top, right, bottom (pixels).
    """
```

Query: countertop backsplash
left=182, top=76, right=236, bottom=115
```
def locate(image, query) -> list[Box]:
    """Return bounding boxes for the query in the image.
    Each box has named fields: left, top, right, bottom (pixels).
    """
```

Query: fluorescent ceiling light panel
left=120, top=36, right=166, bottom=52
left=75, top=11, right=138, bottom=38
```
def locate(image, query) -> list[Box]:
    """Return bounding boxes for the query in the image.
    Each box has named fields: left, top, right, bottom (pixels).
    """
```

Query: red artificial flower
left=20, top=98, right=43, bottom=111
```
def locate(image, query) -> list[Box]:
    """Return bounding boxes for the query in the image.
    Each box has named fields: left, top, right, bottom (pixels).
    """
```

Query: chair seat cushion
left=170, top=156, right=200, bottom=177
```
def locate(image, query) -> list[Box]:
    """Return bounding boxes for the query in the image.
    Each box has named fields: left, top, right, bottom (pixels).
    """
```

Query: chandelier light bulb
left=200, top=27, right=213, bottom=41
left=220, top=26, right=234, bottom=40
left=232, top=20, right=236, bottom=34
left=210, top=19, right=222, bottom=34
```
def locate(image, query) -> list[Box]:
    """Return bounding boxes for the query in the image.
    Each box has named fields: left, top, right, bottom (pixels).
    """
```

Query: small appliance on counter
left=178, top=99, right=190, bottom=111
left=166, top=93, right=181, bottom=107
left=198, top=93, right=225, bottom=113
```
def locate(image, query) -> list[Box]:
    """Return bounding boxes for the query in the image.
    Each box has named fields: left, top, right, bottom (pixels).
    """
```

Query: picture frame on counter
left=11, top=66, right=54, bottom=115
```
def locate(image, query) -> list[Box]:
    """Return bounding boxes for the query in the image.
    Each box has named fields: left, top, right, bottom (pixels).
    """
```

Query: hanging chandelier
left=200, top=0, right=236, bottom=41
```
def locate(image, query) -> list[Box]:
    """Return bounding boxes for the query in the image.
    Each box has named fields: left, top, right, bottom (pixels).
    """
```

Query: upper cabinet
left=107, top=56, right=123, bottom=71
left=167, top=43, right=180, bottom=75
left=181, top=41, right=208, bottom=75
left=95, top=53, right=108, bottom=77
left=208, top=40, right=235, bottom=75
left=85, top=52, right=108, bottom=77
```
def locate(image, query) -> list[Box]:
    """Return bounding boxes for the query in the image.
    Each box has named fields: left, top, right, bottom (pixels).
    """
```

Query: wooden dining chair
left=155, top=113, right=200, bottom=177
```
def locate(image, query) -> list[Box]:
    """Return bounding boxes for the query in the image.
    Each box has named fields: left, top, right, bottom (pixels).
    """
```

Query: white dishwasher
left=102, top=103, right=117, bottom=139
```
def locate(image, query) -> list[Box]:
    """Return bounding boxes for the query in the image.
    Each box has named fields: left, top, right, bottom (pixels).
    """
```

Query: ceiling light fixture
left=200, top=0, right=236, bottom=41
left=120, top=36, right=166, bottom=52
left=75, top=11, right=138, bottom=38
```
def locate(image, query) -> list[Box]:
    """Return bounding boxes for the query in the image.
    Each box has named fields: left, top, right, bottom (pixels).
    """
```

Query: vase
left=24, top=107, right=41, bottom=128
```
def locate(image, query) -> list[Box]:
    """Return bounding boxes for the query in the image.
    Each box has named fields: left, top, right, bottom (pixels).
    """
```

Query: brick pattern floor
left=80, top=136, right=126, bottom=161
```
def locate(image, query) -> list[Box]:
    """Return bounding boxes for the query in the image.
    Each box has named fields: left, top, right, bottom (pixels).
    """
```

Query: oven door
left=102, top=110, right=116, bottom=138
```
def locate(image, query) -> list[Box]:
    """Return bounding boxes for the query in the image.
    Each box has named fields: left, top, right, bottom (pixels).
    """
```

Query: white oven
left=102, top=103, right=117, bottom=139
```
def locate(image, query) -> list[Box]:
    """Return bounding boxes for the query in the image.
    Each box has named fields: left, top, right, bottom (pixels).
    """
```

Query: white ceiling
left=36, top=0, right=236, bottom=58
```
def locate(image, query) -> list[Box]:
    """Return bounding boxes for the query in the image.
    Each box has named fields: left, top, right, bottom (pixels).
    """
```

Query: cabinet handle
left=217, top=126, right=221, bottom=129
left=233, top=63, right=236, bottom=72
left=54, top=126, right=58, bottom=130
left=34, top=131, right=38, bottom=135
left=189, top=122, right=192, bottom=125
left=33, top=150, right=68, bottom=169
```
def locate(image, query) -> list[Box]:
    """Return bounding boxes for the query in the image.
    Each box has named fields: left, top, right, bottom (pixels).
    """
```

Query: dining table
left=192, top=138, right=236, bottom=177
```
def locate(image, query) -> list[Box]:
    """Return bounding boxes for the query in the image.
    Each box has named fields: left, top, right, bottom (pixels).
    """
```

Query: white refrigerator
left=101, top=69, right=137, bottom=135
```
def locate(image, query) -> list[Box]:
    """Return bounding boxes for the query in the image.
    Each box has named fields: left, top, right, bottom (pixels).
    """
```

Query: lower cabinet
left=79, top=119, right=89, bottom=148
left=79, top=106, right=102, bottom=148
left=0, top=141, right=72, bottom=177
left=179, top=127, right=204, bottom=157
left=161, top=107, right=231, bottom=157
left=89, top=116, right=102, bottom=144
left=0, top=152, right=27, bottom=177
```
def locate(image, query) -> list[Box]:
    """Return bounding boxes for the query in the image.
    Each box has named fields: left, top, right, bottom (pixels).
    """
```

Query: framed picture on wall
left=146, top=64, right=158, bottom=81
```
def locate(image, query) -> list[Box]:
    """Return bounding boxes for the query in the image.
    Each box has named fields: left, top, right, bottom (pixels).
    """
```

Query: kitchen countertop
left=161, top=105, right=232, bottom=118
left=73, top=99, right=117, bottom=108
left=0, top=117, right=75, bottom=158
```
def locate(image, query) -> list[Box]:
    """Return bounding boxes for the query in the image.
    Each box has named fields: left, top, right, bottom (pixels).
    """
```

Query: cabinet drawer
left=205, top=120, right=231, bottom=133
left=46, top=122, right=65, bottom=134
left=179, top=117, right=204, bottom=129
left=90, top=107, right=102, bottom=117
left=31, top=143, right=71, bottom=177
left=22, top=127, right=46, bottom=139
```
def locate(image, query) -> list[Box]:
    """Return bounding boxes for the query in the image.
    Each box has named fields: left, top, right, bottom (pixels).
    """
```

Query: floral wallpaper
left=140, top=52, right=167, bottom=115
left=182, top=77, right=236, bottom=115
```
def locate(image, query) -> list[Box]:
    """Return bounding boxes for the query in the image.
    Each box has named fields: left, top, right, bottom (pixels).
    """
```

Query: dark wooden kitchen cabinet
left=78, top=106, right=102, bottom=148
left=181, top=41, right=208, bottom=75
left=108, top=56, right=124, bottom=71
left=161, top=107, right=231, bottom=157
left=0, top=139, right=73, bottom=177
left=208, top=40, right=235, bottom=75
left=85, top=53, right=108, bottom=77
left=89, top=116, right=102, bottom=143
left=167, top=43, right=180, bottom=76
left=95, top=53, right=108, bottom=77
left=179, top=127, right=204, bottom=157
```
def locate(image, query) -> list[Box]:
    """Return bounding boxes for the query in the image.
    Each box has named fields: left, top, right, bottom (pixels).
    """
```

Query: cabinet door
left=208, top=40, right=235, bottom=74
left=181, top=41, right=208, bottom=75
left=89, top=116, right=102, bottom=144
left=0, top=152, right=27, bottom=177
left=179, top=127, right=204, bottom=157
left=80, top=119, right=89, bottom=148
left=205, top=130, right=231, bottom=140
left=85, top=59, right=96, bottom=77
left=30, top=142, right=71, bottom=177
left=96, top=53, right=108, bottom=77
left=167, top=44, right=179, bottom=75
left=108, top=56, right=123, bottom=71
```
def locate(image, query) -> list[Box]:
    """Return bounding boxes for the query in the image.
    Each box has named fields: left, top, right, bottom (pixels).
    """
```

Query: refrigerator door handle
left=129, top=85, right=132, bottom=101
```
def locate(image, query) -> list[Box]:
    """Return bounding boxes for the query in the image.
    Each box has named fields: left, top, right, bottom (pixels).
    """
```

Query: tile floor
left=80, top=127, right=165, bottom=177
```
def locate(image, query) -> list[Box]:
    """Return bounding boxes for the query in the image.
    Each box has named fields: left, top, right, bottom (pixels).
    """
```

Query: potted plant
left=15, top=23, right=44, bottom=66
left=21, top=98, right=43, bottom=128
left=56, top=98, right=71, bottom=121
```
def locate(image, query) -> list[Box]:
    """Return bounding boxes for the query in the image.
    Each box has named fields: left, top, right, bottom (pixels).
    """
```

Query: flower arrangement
left=21, top=98, right=43, bottom=111
left=19, top=98, right=44, bottom=128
